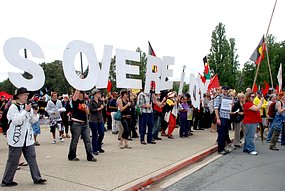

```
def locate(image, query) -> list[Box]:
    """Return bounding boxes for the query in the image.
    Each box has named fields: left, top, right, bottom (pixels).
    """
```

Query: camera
left=27, top=100, right=39, bottom=110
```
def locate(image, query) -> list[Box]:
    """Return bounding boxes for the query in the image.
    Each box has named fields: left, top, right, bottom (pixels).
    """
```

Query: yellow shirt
left=253, top=96, right=268, bottom=117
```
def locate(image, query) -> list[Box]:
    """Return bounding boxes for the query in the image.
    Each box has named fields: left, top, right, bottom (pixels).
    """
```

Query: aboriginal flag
left=148, top=41, right=156, bottom=56
left=250, top=36, right=266, bottom=65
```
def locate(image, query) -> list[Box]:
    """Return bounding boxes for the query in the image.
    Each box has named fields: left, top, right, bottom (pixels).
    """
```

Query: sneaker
left=34, top=142, right=40, bottom=146
left=93, top=151, right=98, bottom=155
left=70, top=157, right=80, bottom=161
left=1, top=181, right=18, bottom=187
left=51, top=140, right=56, bottom=144
left=59, top=138, right=65, bottom=143
left=249, top=151, right=258, bottom=155
left=88, top=158, right=97, bottom=162
left=227, top=143, right=235, bottom=150
left=218, top=150, right=227, bottom=155
left=98, top=149, right=105, bottom=153
left=34, top=179, right=47, bottom=184
left=269, top=146, right=279, bottom=151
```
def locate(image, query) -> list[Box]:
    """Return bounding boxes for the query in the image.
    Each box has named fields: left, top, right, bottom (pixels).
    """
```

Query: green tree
left=41, top=60, right=72, bottom=95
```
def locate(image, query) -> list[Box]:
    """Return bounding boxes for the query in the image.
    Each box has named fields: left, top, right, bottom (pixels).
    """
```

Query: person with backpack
left=269, top=92, right=285, bottom=151
left=266, top=94, right=277, bottom=142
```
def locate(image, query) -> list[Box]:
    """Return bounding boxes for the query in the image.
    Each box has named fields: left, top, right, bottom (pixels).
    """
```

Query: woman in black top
left=117, top=90, right=132, bottom=149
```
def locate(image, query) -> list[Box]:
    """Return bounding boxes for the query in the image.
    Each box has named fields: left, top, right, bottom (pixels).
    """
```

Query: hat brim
left=13, top=91, right=34, bottom=100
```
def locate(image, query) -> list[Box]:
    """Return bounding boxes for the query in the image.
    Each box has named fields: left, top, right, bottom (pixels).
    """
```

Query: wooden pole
left=80, top=52, right=83, bottom=75
left=265, top=0, right=277, bottom=88
left=252, top=0, right=278, bottom=90
left=252, top=53, right=262, bottom=90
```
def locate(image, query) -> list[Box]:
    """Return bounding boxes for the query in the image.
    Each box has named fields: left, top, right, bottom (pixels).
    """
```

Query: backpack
left=268, top=101, right=283, bottom=118
left=268, top=102, right=277, bottom=118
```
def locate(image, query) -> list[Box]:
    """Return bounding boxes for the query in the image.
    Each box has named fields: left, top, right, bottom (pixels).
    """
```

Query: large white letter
left=3, top=37, right=45, bottom=91
left=96, top=45, right=113, bottom=88
left=144, top=56, right=162, bottom=94
left=189, top=73, right=200, bottom=108
left=178, top=65, right=186, bottom=95
left=160, top=56, right=174, bottom=90
left=63, top=40, right=99, bottom=90
left=116, top=49, right=142, bottom=89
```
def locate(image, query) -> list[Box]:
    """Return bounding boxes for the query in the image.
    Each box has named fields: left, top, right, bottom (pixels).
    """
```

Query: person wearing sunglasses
left=243, top=93, right=263, bottom=155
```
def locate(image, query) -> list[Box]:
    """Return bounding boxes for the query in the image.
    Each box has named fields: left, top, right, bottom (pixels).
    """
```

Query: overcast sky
left=0, top=0, right=284, bottom=84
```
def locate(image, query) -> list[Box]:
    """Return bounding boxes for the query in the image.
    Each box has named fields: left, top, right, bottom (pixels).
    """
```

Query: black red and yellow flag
left=250, top=36, right=266, bottom=65
left=148, top=41, right=156, bottom=56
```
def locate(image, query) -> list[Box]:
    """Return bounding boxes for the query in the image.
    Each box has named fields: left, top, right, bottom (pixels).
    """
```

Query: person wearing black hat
left=214, top=85, right=234, bottom=155
left=1, top=87, right=47, bottom=187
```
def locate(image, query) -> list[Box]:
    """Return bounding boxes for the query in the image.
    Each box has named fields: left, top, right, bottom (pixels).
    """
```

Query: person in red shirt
left=243, top=92, right=263, bottom=155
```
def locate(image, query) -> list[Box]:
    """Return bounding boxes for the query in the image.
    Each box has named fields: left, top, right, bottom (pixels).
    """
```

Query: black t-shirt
left=72, top=99, right=87, bottom=122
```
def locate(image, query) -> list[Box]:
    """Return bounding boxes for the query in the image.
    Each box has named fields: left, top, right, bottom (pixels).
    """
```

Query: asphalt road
left=163, top=140, right=285, bottom=191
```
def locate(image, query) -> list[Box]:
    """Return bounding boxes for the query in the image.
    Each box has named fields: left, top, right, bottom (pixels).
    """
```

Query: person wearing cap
left=253, top=91, right=268, bottom=140
left=164, top=91, right=179, bottom=139
left=1, top=87, right=47, bottom=187
left=88, top=89, right=105, bottom=155
left=214, top=86, right=233, bottom=155
left=61, top=94, right=72, bottom=138
left=68, top=89, right=96, bottom=162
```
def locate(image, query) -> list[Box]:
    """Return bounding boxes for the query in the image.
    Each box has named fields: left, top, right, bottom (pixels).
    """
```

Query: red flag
left=250, top=36, right=266, bottom=65
left=199, top=73, right=206, bottom=84
left=107, top=80, right=112, bottom=93
left=208, top=74, right=220, bottom=89
left=148, top=41, right=156, bottom=56
left=262, top=81, right=270, bottom=96
left=253, top=83, right=258, bottom=92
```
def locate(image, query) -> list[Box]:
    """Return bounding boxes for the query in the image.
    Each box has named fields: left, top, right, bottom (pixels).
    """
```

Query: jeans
left=89, top=121, right=105, bottom=153
left=217, top=118, right=230, bottom=152
left=266, top=122, right=274, bottom=142
left=243, top=123, right=258, bottom=153
left=2, top=145, right=42, bottom=183
left=121, top=117, right=131, bottom=140
left=152, top=113, right=161, bottom=138
left=140, top=113, right=154, bottom=143
left=179, top=117, right=188, bottom=137
left=68, top=122, right=93, bottom=161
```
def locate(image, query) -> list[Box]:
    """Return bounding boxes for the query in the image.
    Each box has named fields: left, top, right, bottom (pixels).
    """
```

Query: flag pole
left=264, top=0, right=278, bottom=88
left=252, top=0, right=278, bottom=90
left=80, top=52, right=83, bottom=75
left=252, top=53, right=262, bottom=90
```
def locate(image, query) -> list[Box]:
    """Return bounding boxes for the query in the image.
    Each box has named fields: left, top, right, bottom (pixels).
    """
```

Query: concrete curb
left=121, top=145, right=218, bottom=191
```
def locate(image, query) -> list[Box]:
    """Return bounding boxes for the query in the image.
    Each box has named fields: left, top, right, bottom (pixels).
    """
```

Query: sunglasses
left=250, top=96, right=255, bottom=98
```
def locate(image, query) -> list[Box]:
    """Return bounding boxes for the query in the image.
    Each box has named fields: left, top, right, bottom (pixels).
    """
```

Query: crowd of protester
left=1, top=84, right=285, bottom=187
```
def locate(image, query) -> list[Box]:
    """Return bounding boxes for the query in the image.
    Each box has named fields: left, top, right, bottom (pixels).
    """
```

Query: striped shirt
left=214, top=94, right=232, bottom=119
left=138, top=92, right=153, bottom=113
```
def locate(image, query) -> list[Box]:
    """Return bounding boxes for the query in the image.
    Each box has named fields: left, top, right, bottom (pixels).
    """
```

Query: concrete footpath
left=0, top=122, right=222, bottom=191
